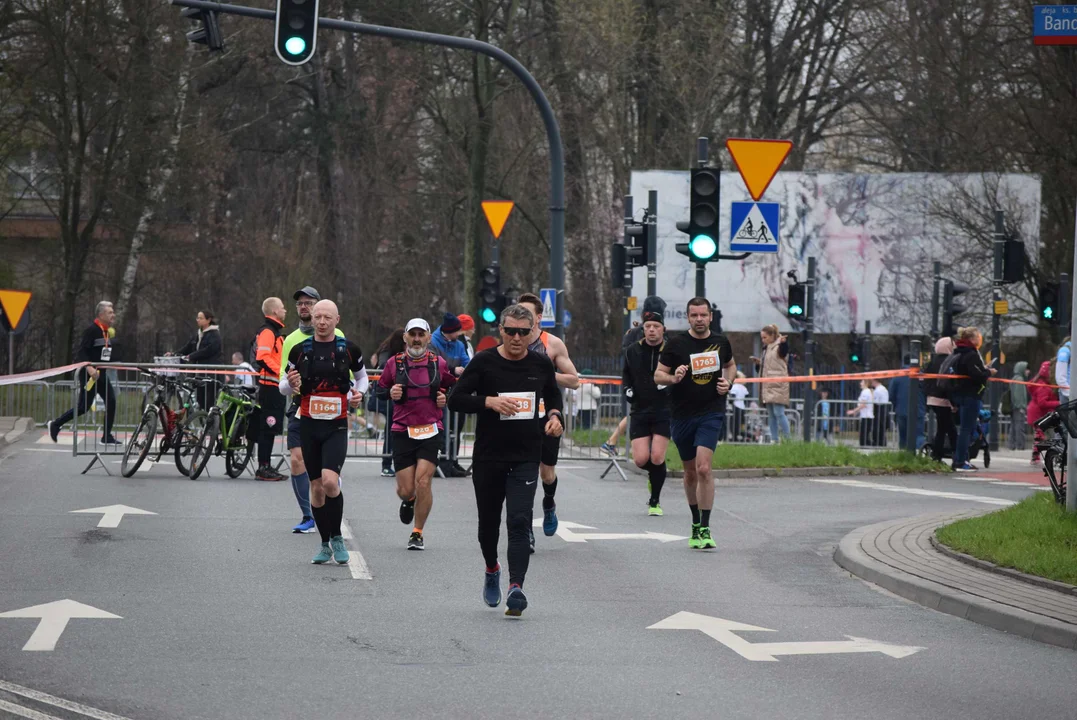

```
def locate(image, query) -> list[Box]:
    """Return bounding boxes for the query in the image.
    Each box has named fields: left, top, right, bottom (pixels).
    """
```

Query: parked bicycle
left=1033, top=399, right=1076, bottom=505
left=188, top=382, right=259, bottom=480
left=121, top=373, right=192, bottom=477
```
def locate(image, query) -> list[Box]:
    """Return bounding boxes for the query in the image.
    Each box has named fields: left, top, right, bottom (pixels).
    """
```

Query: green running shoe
left=330, top=536, right=350, bottom=564
left=312, top=542, right=332, bottom=564
left=698, top=526, right=716, bottom=549
left=648, top=502, right=663, bottom=517
left=689, top=523, right=702, bottom=549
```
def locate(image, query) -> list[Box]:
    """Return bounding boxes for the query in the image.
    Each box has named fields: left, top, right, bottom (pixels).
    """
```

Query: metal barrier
left=807, top=399, right=897, bottom=448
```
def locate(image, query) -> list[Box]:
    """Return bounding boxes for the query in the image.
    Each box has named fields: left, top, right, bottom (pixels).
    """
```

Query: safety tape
left=0, top=362, right=89, bottom=386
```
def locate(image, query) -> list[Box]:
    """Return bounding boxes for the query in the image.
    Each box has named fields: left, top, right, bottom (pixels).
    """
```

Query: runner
left=654, top=297, right=736, bottom=550
left=447, top=303, right=564, bottom=616
left=279, top=286, right=345, bottom=534
left=281, top=300, right=368, bottom=565
left=516, top=292, right=580, bottom=552
left=622, top=308, right=670, bottom=516
left=377, top=318, right=456, bottom=550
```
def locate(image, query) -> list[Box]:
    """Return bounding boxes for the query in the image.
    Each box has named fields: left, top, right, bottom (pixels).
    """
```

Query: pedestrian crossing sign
left=730, top=202, right=780, bottom=253
left=539, top=288, right=556, bottom=328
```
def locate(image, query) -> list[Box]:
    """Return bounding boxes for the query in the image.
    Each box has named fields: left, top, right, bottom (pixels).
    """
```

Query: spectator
left=1006, top=361, right=1029, bottom=451
left=1056, top=337, right=1070, bottom=401
left=949, top=326, right=996, bottom=472
left=371, top=328, right=406, bottom=477
left=459, top=314, right=476, bottom=360
left=925, top=337, right=956, bottom=462
left=430, top=312, right=470, bottom=377
left=1028, top=360, right=1059, bottom=466
left=871, top=378, right=890, bottom=447
left=815, top=387, right=832, bottom=444
left=46, top=300, right=119, bottom=445
left=752, top=324, right=790, bottom=442
left=577, top=370, right=602, bottom=430
left=729, top=371, right=749, bottom=441
left=174, top=310, right=222, bottom=410
left=231, top=351, right=255, bottom=388
left=847, top=379, right=874, bottom=447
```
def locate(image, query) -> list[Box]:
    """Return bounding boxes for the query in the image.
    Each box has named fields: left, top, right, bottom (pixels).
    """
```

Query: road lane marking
left=0, top=600, right=122, bottom=652
left=340, top=520, right=372, bottom=580
left=807, top=478, right=1016, bottom=506
left=70, top=505, right=156, bottom=528
left=0, top=679, right=134, bottom=720
left=0, top=698, right=61, bottom=720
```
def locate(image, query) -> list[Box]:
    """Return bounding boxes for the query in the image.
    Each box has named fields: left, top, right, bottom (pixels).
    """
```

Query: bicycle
left=172, top=381, right=210, bottom=477
left=1033, top=400, right=1075, bottom=505
left=121, top=372, right=191, bottom=477
left=188, top=382, right=258, bottom=480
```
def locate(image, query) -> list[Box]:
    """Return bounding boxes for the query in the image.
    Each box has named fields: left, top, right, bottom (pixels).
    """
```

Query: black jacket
left=75, top=322, right=112, bottom=364
left=949, top=345, right=991, bottom=398
left=178, top=326, right=222, bottom=365
left=622, top=338, right=669, bottom=413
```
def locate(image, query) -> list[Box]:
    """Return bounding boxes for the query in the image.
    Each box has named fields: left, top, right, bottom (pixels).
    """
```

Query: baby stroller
left=920, top=404, right=991, bottom=468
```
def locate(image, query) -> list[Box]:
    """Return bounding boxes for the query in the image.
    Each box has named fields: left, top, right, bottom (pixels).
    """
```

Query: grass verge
left=661, top=441, right=947, bottom=473
left=935, top=492, right=1077, bottom=586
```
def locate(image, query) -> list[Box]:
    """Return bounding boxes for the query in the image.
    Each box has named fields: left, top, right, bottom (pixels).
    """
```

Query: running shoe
left=312, top=542, right=332, bottom=564
left=528, top=527, right=536, bottom=554
left=483, top=564, right=502, bottom=607
left=698, top=526, right=716, bottom=549
left=505, top=584, right=528, bottom=617
left=399, top=499, right=415, bottom=524
left=407, top=531, right=424, bottom=551
left=330, top=536, right=350, bottom=564
left=100, top=435, right=122, bottom=445
left=954, top=463, right=977, bottom=472
left=380, top=467, right=395, bottom=477
left=648, top=502, right=663, bottom=517
left=542, top=500, right=558, bottom=536
left=292, top=517, right=316, bottom=534
left=689, top=523, right=702, bottom=549
left=47, top=420, right=59, bottom=443
left=256, top=465, right=285, bottom=482
left=600, top=442, right=619, bottom=456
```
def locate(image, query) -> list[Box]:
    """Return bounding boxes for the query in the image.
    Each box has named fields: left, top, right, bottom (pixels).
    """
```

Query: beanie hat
left=441, top=312, right=462, bottom=334
left=641, top=310, right=664, bottom=325
left=642, top=295, right=667, bottom=314
left=458, top=314, right=475, bottom=332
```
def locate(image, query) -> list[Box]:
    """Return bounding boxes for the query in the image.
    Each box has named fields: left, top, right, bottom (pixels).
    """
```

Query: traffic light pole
left=931, top=261, right=941, bottom=339
left=647, top=191, right=658, bottom=297
left=623, top=195, right=634, bottom=338
left=169, top=0, right=567, bottom=337
left=864, top=320, right=871, bottom=371
left=906, top=339, right=921, bottom=453
left=802, top=257, right=816, bottom=443
left=990, top=210, right=1004, bottom=451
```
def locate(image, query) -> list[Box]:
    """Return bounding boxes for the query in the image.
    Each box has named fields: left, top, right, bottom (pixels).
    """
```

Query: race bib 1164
left=309, top=395, right=343, bottom=420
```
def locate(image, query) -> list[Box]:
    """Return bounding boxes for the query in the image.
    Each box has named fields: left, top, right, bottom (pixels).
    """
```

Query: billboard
left=628, top=170, right=1042, bottom=335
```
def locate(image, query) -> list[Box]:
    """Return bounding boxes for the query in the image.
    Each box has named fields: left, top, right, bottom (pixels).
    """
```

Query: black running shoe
left=407, top=531, right=424, bottom=550
left=399, top=499, right=415, bottom=525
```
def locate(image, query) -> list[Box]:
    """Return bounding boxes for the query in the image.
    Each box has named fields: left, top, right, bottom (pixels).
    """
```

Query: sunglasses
left=501, top=326, right=530, bottom=337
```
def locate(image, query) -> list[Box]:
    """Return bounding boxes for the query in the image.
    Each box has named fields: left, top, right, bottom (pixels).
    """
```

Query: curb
left=929, top=534, right=1077, bottom=597
left=0, top=417, right=33, bottom=449
left=834, top=517, right=1077, bottom=650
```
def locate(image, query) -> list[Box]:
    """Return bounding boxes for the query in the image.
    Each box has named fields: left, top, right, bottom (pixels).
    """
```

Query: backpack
left=936, top=353, right=962, bottom=393
left=393, top=352, right=440, bottom=404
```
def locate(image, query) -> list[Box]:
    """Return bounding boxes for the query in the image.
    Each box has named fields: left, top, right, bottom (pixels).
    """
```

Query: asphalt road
left=1, top=437, right=1074, bottom=720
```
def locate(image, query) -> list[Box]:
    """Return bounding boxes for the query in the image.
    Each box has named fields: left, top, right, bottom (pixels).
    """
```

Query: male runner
left=623, top=309, right=671, bottom=515
left=448, top=303, right=563, bottom=616
left=654, top=298, right=735, bottom=550
left=516, top=292, right=579, bottom=551
left=279, top=286, right=346, bottom=534
left=377, top=318, right=456, bottom=550
left=282, top=300, right=368, bottom=565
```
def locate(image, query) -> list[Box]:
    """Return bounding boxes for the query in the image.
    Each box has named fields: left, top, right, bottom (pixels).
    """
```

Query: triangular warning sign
left=725, top=138, right=793, bottom=201
left=481, top=201, right=515, bottom=239
left=0, top=289, right=31, bottom=331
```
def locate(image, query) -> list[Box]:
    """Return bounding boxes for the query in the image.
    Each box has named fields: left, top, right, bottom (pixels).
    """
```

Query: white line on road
left=807, top=478, right=1016, bottom=506
left=0, top=698, right=61, bottom=720
left=340, top=520, right=372, bottom=580
left=0, top=679, right=133, bottom=720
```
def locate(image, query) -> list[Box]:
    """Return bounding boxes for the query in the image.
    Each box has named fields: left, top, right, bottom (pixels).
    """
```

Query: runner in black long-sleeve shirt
left=448, top=304, right=563, bottom=617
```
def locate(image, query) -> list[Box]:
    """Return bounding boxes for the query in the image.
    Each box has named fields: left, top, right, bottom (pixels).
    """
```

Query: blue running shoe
left=542, top=501, right=558, bottom=536
left=292, top=517, right=316, bottom=534
left=330, top=536, right=350, bottom=564
left=483, top=564, right=502, bottom=607
left=505, top=584, right=528, bottom=616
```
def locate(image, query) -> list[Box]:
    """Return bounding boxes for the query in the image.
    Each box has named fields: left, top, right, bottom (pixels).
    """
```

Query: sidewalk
left=0, top=416, right=33, bottom=448
left=836, top=512, right=1077, bottom=649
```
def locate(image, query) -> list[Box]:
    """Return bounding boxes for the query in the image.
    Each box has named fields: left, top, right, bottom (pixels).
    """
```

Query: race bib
left=499, top=391, right=536, bottom=420
left=407, top=424, right=438, bottom=440
left=100, top=346, right=112, bottom=362
left=308, top=395, right=342, bottom=420
left=538, top=399, right=546, bottom=417
left=690, top=351, right=719, bottom=376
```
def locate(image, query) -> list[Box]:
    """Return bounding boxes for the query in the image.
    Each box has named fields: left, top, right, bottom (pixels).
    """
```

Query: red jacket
left=1027, top=381, right=1059, bottom=424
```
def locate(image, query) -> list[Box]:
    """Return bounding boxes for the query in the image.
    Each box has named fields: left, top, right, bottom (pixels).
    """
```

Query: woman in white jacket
left=577, top=370, right=603, bottom=430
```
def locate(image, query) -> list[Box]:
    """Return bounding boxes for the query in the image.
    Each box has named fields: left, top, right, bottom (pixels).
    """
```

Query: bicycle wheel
left=121, top=409, right=158, bottom=478
left=189, top=412, right=220, bottom=480
left=982, top=444, right=990, bottom=469
left=225, top=410, right=254, bottom=478
left=1045, top=448, right=1067, bottom=505
left=174, top=411, right=206, bottom=477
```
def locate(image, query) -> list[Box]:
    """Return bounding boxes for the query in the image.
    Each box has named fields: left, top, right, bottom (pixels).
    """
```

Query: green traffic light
left=481, top=307, right=497, bottom=323
left=789, top=304, right=804, bottom=316
left=851, top=354, right=860, bottom=363
left=1044, top=306, right=1055, bottom=320
left=689, top=235, right=717, bottom=261
left=285, top=36, right=307, bottom=55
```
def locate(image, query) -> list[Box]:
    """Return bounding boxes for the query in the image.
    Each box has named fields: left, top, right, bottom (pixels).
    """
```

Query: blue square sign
left=539, top=288, right=556, bottom=328
left=730, top=202, right=780, bottom=253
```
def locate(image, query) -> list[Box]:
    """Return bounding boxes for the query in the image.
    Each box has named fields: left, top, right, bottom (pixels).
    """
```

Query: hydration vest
left=297, top=336, right=352, bottom=395
left=393, top=351, right=440, bottom=403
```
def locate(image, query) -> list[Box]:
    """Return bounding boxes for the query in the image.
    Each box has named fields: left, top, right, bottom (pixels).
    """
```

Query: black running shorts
left=299, top=418, right=348, bottom=478
left=391, top=431, right=442, bottom=471
left=630, top=410, right=672, bottom=440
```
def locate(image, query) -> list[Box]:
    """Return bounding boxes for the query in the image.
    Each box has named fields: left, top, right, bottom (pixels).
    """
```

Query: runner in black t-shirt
left=654, top=298, right=736, bottom=551
left=448, top=304, right=563, bottom=617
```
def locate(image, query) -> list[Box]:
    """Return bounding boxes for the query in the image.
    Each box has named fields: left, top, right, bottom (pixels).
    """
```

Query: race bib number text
left=499, top=392, right=536, bottom=420
left=407, top=424, right=438, bottom=440
left=690, top=352, right=719, bottom=376
left=309, top=395, right=343, bottom=420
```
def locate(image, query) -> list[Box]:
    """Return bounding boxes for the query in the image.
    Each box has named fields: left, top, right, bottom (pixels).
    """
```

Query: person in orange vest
left=254, top=297, right=288, bottom=481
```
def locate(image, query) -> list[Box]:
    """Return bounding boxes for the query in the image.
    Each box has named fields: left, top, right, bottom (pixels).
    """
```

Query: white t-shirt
left=579, top=383, right=602, bottom=411
left=872, top=385, right=889, bottom=405
left=858, top=388, right=874, bottom=418
left=729, top=382, right=749, bottom=409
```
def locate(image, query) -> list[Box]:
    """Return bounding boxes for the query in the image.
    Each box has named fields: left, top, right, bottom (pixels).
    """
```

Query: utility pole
left=906, top=339, right=921, bottom=453
left=647, top=190, right=658, bottom=297
left=931, top=261, right=941, bottom=339
left=802, top=257, right=816, bottom=443
left=623, top=195, right=634, bottom=338
left=990, top=210, right=1004, bottom=451
left=863, top=320, right=872, bottom=372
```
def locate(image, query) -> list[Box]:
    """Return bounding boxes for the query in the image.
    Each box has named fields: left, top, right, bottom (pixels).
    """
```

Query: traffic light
left=181, top=6, right=224, bottom=51
left=787, top=283, right=807, bottom=320
left=675, top=167, right=721, bottom=263
left=275, top=0, right=319, bottom=65
left=611, top=220, right=647, bottom=289
left=1003, top=238, right=1025, bottom=284
left=478, top=264, right=503, bottom=324
left=848, top=332, right=864, bottom=365
left=941, top=279, right=969, bottom=337
left=1039, top=281, right=1070, bottom=325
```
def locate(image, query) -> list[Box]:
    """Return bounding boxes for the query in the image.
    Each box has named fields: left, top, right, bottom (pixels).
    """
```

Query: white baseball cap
left=405, top=318, right=430, bottom=333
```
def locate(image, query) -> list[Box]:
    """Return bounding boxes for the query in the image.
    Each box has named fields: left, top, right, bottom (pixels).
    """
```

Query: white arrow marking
left=532, top=519, right=686, bottom=543
left=648, top=611, right=924, bottom=662
left=0, top=599, right=122, bottom=651
left=70, top=504, right=157, bottom=528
